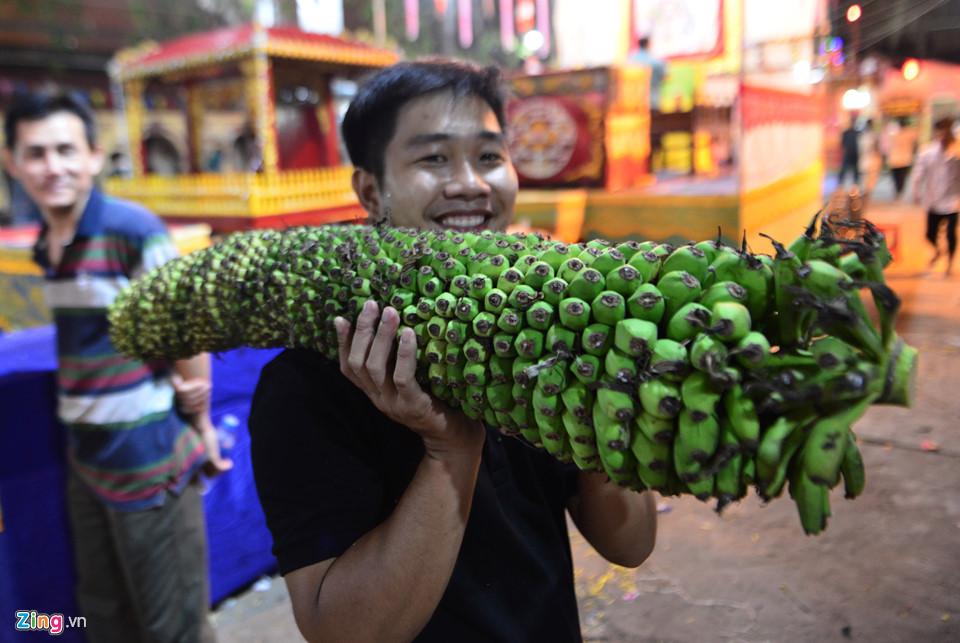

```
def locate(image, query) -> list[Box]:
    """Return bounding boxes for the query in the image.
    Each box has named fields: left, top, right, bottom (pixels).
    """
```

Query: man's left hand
left=172, top=374, right=211, bottom=415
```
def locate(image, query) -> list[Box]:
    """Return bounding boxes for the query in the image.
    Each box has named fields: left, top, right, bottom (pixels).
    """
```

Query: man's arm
left=284, top=438, right=482, bottom=643
left=172, top=353, right=211, bottom=414
left=567, top=471, right=657, bottom=568
left=284, top=301, right=486, bottom=642
left=173, top=354, right=233, bottom=474
left=910, top=151, right=928, bottom=205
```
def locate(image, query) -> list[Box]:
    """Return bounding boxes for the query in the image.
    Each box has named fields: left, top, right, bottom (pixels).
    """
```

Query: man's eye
left=418, top=154, right=447, bottom=164
left=480, top=152, right=504, bottom=163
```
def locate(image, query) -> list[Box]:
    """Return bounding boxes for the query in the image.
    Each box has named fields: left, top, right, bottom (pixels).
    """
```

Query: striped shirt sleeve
left=132, top=231, right=179, bottom=280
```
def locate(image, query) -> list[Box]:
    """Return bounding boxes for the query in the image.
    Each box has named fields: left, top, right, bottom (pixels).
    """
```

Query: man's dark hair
left=4, top=91, right=97, bottom=150
left=638, top=36, right=651, bottom=50
left=341, top=60, right=507, bottom=181
left=934, top=116, right=955, bottom=131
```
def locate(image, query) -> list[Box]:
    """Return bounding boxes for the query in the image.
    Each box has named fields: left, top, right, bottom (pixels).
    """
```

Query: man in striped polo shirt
left=4, top=92, right=228, bottom=642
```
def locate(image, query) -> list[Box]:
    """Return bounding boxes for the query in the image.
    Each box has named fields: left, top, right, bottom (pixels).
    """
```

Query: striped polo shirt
left=33, top=189, right=206, bottom=511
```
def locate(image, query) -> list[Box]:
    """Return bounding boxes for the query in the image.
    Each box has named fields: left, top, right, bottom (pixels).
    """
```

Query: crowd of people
left=837, top=114, right=958, bottom=274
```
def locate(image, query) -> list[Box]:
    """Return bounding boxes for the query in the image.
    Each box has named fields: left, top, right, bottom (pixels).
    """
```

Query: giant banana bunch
left=109, top=214, right=916, bottom=535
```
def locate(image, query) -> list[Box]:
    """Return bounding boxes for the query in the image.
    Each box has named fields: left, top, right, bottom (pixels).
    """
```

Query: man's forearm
left=173, top=353, right=211, bottom=384
left=173, top=354, right=212, bottom=422
left=306, top=448, right=482, bottom=642
left=569, top=471, right=657, bottom=568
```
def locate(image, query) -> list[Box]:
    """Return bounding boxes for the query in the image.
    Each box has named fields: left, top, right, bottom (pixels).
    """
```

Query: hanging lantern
left=458, top=0, right=474, bottom=48
left=499, top=0, right=515, bottom=50
left=405, top=0, right=420, bottom=40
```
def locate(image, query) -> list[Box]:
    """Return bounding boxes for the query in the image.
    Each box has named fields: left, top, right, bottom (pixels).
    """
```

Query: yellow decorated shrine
left=104, top=24, right=398, bottom=232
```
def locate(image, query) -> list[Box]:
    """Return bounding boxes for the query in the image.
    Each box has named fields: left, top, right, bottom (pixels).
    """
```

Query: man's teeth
left=439, top=215, right=487, bottom=228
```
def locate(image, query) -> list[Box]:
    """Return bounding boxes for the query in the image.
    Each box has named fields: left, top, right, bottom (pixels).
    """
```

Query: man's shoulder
left=917, top=143, right=941, bottom=162
left=99, top=195, right=168, bottom=240
left=254, top=348, right=357, bottom=417
left=260, top=348, right=337, bottom=384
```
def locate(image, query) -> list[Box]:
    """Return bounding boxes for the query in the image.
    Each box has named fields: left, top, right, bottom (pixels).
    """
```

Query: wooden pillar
left=186, top=82, right=205, bottom=173
left=242, top=51, right=279, bottom=174
left=318, top=79, right=341, bottom=167
left=123, top=79, right=145, bottom=177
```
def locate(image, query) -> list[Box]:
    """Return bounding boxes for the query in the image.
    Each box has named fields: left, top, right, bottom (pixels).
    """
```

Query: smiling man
left=249, top=61, right=657, bottom=643
left=3, top=92, right=228, bottom=642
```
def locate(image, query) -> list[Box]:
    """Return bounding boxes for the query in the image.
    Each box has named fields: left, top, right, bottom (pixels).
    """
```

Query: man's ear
left=1, top=148, right=19, bottom=181
left=89, top=146, right=106, bottom=177
left=351, top=168, right=383, bottom=220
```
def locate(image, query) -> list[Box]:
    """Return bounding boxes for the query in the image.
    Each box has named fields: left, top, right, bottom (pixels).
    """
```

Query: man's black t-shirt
left=249, top=349, right=583, bottom=642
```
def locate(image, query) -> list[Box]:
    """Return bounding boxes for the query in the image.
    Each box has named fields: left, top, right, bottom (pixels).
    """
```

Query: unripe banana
left=723, top=385, right=761, bottom=450
left=649, top=338, right=689, bottom=382
left=614, top=318, right=658, bottom=357
left=638, top=378, right=682, bottom=419
left=657, top=270, right=702, bottom=322
left=662, top=245, right=710, bottom=284
left=709, top=301, right=752, bottom=343
left=666, top=302, right=712, bottom=342
left=626, top=283, right=666, bottom=323
left=627, top=250, right=662, bottom=283
left=839, top=430, right=866, bottom=499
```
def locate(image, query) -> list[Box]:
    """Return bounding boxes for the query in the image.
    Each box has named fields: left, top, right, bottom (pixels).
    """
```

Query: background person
left=838, top=119, right=861, bottom=187
left=911, top=116, right=960, bottom=276
left=860, top=118, right=883, bottom=200
left=3, top=91, right=230, bottom=642
left=888, top=116, right=918, bottom=199
left=249, top=60, right=658, bottom=643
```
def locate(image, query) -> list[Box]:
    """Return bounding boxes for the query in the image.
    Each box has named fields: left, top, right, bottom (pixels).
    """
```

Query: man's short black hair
left=934, top=116, right=955, bottom=131
left=341, top=59, right=507, bottom=181
left=4, top=91, right=97, bottom=150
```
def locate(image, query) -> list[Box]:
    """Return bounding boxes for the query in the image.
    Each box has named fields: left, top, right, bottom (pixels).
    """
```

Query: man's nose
left=445, top=160, right=491, bottom=199
left=44, top=150, right=66, bottom=175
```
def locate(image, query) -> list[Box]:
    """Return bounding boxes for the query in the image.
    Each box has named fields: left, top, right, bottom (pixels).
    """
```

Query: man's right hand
left=334, top=300, right=485, bottom=461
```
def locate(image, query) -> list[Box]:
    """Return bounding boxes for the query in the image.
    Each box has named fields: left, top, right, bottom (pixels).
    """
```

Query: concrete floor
left=211, top=187, right=960, bottom=642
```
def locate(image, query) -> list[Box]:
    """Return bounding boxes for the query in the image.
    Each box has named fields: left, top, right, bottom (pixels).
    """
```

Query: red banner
left=741, top=85, right=822, bottom=130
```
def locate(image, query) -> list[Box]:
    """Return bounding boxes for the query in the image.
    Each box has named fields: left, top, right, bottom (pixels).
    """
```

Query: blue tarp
left=0, top=326, right=280, bottom=642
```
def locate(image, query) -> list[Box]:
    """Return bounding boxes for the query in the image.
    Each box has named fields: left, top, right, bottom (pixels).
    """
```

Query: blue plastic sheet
left=0, top=326, right=281, bottom=641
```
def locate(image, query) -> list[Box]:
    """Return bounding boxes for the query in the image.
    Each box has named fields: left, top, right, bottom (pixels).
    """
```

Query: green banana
left=614, top=318, right=658, bottom=357
left=662, top=245, right=710, bottom=283
left=666, top=302, right=712, bottom=343
left=723, top=384, right=761, bottom=450
left=802, top=395, right=876, bottom=487
left=638, top=378, right=682, bottom=419
left=649, top=338, right=689, bottom=382
left=657, top=270, right=702, bottom=322
left=680, top=371, right=722, bottom=415
left=626, top=283, right=666, bottom=323
left=839, top=430, right=866, bottom=499
left=630, top=424, right=671, bottom=489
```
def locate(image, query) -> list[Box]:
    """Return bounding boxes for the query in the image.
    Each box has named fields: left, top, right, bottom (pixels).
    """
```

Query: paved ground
left=212, top=185, right=960, bottom=642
